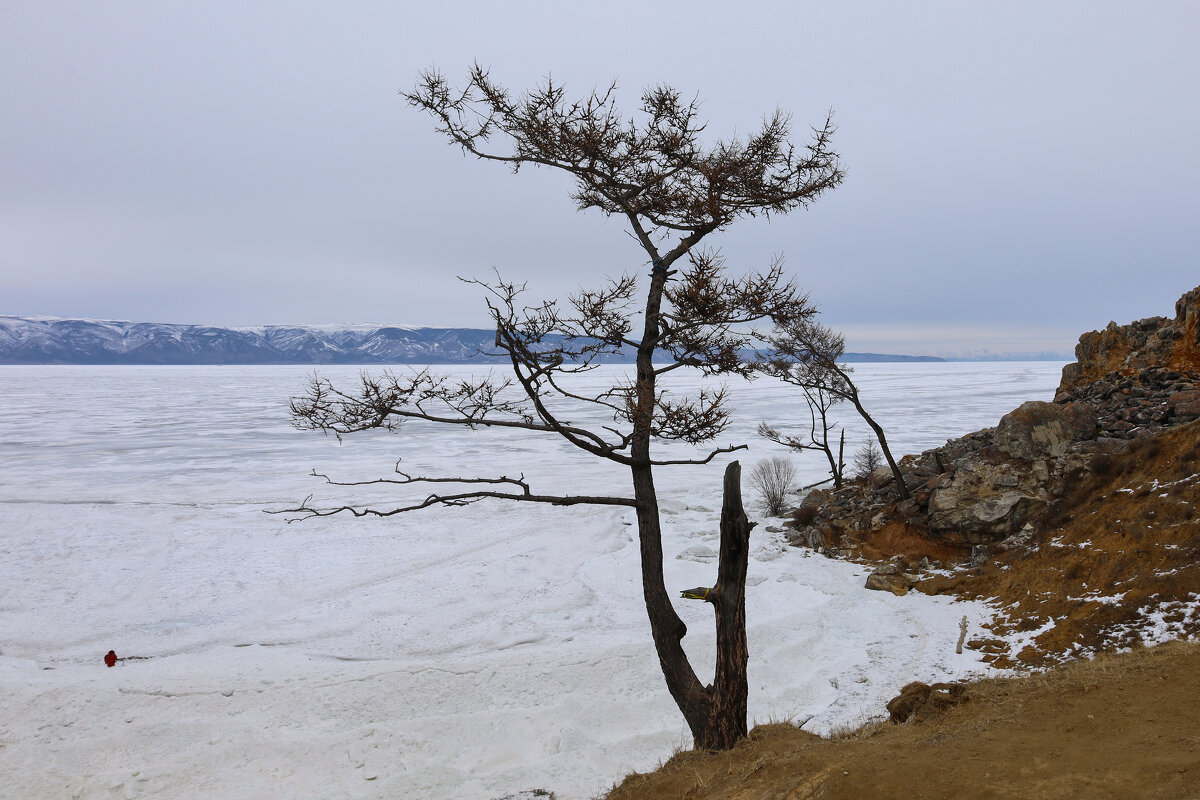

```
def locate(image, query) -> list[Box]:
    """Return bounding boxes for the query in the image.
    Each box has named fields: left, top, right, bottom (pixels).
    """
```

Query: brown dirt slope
left=605, top=641, right=1200, bottom=800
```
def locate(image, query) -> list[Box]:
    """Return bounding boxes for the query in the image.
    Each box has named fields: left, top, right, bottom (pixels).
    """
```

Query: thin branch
left=647, top=442, right=748, bottom=466
left=269, top=468, right=637, bottom=523
left=273, top=489, right=637, bottom=523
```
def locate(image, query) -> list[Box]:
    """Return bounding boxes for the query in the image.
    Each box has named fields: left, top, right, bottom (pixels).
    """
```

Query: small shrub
left=750, top=456, right=797, bottom=516
left=852, top=440, right=883, bottom=479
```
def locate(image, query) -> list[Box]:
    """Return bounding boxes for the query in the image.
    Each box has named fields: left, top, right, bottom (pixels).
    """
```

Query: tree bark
left=629, top=258, right=711, bottom=740
left=632, top=462, right=707, bottom=732
left=638, top=460, right=753, bottom=750
left=627, top=247, right=752, bottom=750
left=836, top=428, right=846, bottom=488
left=702, top=460, right=752, bottom=749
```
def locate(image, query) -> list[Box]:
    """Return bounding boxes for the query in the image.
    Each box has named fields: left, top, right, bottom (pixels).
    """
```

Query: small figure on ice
left=104, top=650, right=117, bottom=668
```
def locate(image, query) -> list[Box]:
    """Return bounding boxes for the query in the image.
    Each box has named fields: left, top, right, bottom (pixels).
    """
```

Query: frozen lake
left=0, top=362, right=1064, bottom=799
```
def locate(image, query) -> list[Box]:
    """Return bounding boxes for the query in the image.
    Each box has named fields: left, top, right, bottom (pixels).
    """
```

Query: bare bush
left=749, top=456, right=797, bottom=515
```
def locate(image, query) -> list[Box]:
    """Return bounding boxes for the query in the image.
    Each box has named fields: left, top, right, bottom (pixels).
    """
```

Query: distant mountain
left=0, top=316, right=943, bottom=365
left=839, top=352, right=943, bottom=363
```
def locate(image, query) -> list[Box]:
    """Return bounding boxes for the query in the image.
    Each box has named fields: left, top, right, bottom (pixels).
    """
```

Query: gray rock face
left=927, top=458, right=1050, bottom=543
left=781, top=289, right=1200, bottom=555
left=993, top=401, right=1097, bottom=460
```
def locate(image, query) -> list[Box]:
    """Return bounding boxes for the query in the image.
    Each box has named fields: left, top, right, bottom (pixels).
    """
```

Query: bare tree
left=748, top=456, right=797, bottom=515
left=281, top=66, right=843, bottom=750
left=757, top=378, right=845, bottom=488
left=762, top=317, right=909, bottom=499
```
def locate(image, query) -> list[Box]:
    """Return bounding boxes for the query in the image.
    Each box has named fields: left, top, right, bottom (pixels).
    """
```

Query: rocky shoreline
left=783, top=285, right=1200, bottom=665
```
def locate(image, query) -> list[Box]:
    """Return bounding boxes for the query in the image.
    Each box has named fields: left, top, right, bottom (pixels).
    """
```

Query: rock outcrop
left=788, top=285, right=1200, bottom=552
left=1058, top=284, right=1200, bottom=393
left=992, top=400, right=1097, bottom=460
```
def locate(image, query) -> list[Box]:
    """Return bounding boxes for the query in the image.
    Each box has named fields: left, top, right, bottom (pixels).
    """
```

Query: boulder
left=993, top=401, right=1097, bottom=460
left=997, top=524, right=1035, bottom=552
left=927, top=458, right=1049, bottom=543
left=865, top=571, right=911, bottom=596
left=1169, top=389, right=1200, bottom=418
left=785, top=525, right=831, bottom=553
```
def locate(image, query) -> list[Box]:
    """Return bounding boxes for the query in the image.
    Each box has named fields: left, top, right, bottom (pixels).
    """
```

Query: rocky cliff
left=795, top=284, right=1200, bottom=549
left=1058, top=284, right=1200, bottom=392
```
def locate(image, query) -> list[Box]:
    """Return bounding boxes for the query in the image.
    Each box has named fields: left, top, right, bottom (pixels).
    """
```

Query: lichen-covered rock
left=1175, top=284, right=1200, bottom=365
left=993, top=400, right=1097, bottom=459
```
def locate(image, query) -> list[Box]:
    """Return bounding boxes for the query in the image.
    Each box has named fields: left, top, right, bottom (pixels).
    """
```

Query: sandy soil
left=606, top=640, right=1200, bottom=800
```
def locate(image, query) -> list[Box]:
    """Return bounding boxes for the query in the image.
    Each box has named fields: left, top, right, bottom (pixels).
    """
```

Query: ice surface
left=0, top=362, right=1064, bottom=799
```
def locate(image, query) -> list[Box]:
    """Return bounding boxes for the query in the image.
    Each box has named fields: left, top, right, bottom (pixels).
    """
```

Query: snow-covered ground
left=0, top=362, right=1064, bottom=799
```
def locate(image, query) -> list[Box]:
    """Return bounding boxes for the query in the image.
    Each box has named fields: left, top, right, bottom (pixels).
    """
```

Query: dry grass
left=606, top=641, right=1200, bottom=800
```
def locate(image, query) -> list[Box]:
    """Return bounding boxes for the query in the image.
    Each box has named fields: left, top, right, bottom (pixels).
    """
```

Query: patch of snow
left=1066, top=592, right=1128, bottom=606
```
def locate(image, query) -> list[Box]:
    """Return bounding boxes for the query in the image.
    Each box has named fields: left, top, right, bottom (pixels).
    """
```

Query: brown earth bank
left=605, top=641, right=1200, bottom=800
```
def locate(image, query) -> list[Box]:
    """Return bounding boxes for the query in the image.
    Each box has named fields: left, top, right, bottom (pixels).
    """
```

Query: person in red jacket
left=104, top=650, right=117, bottom=668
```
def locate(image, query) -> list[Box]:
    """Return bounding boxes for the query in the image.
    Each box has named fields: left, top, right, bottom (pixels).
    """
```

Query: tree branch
left=270, top=469, right=636, bottom=523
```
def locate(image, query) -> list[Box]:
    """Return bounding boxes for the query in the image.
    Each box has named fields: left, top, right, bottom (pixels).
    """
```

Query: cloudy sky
left=2, top=1, right=1196, bottom=357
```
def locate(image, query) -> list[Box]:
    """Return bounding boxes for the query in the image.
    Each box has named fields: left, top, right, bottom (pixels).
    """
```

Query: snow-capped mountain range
left=0, top=316, right=510, bottom=365
left=0, top=316, right=943, bottom=364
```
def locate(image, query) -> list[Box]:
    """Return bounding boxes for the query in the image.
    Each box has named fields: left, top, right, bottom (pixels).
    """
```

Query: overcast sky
left=2, top=1, right=1196, bottom=357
